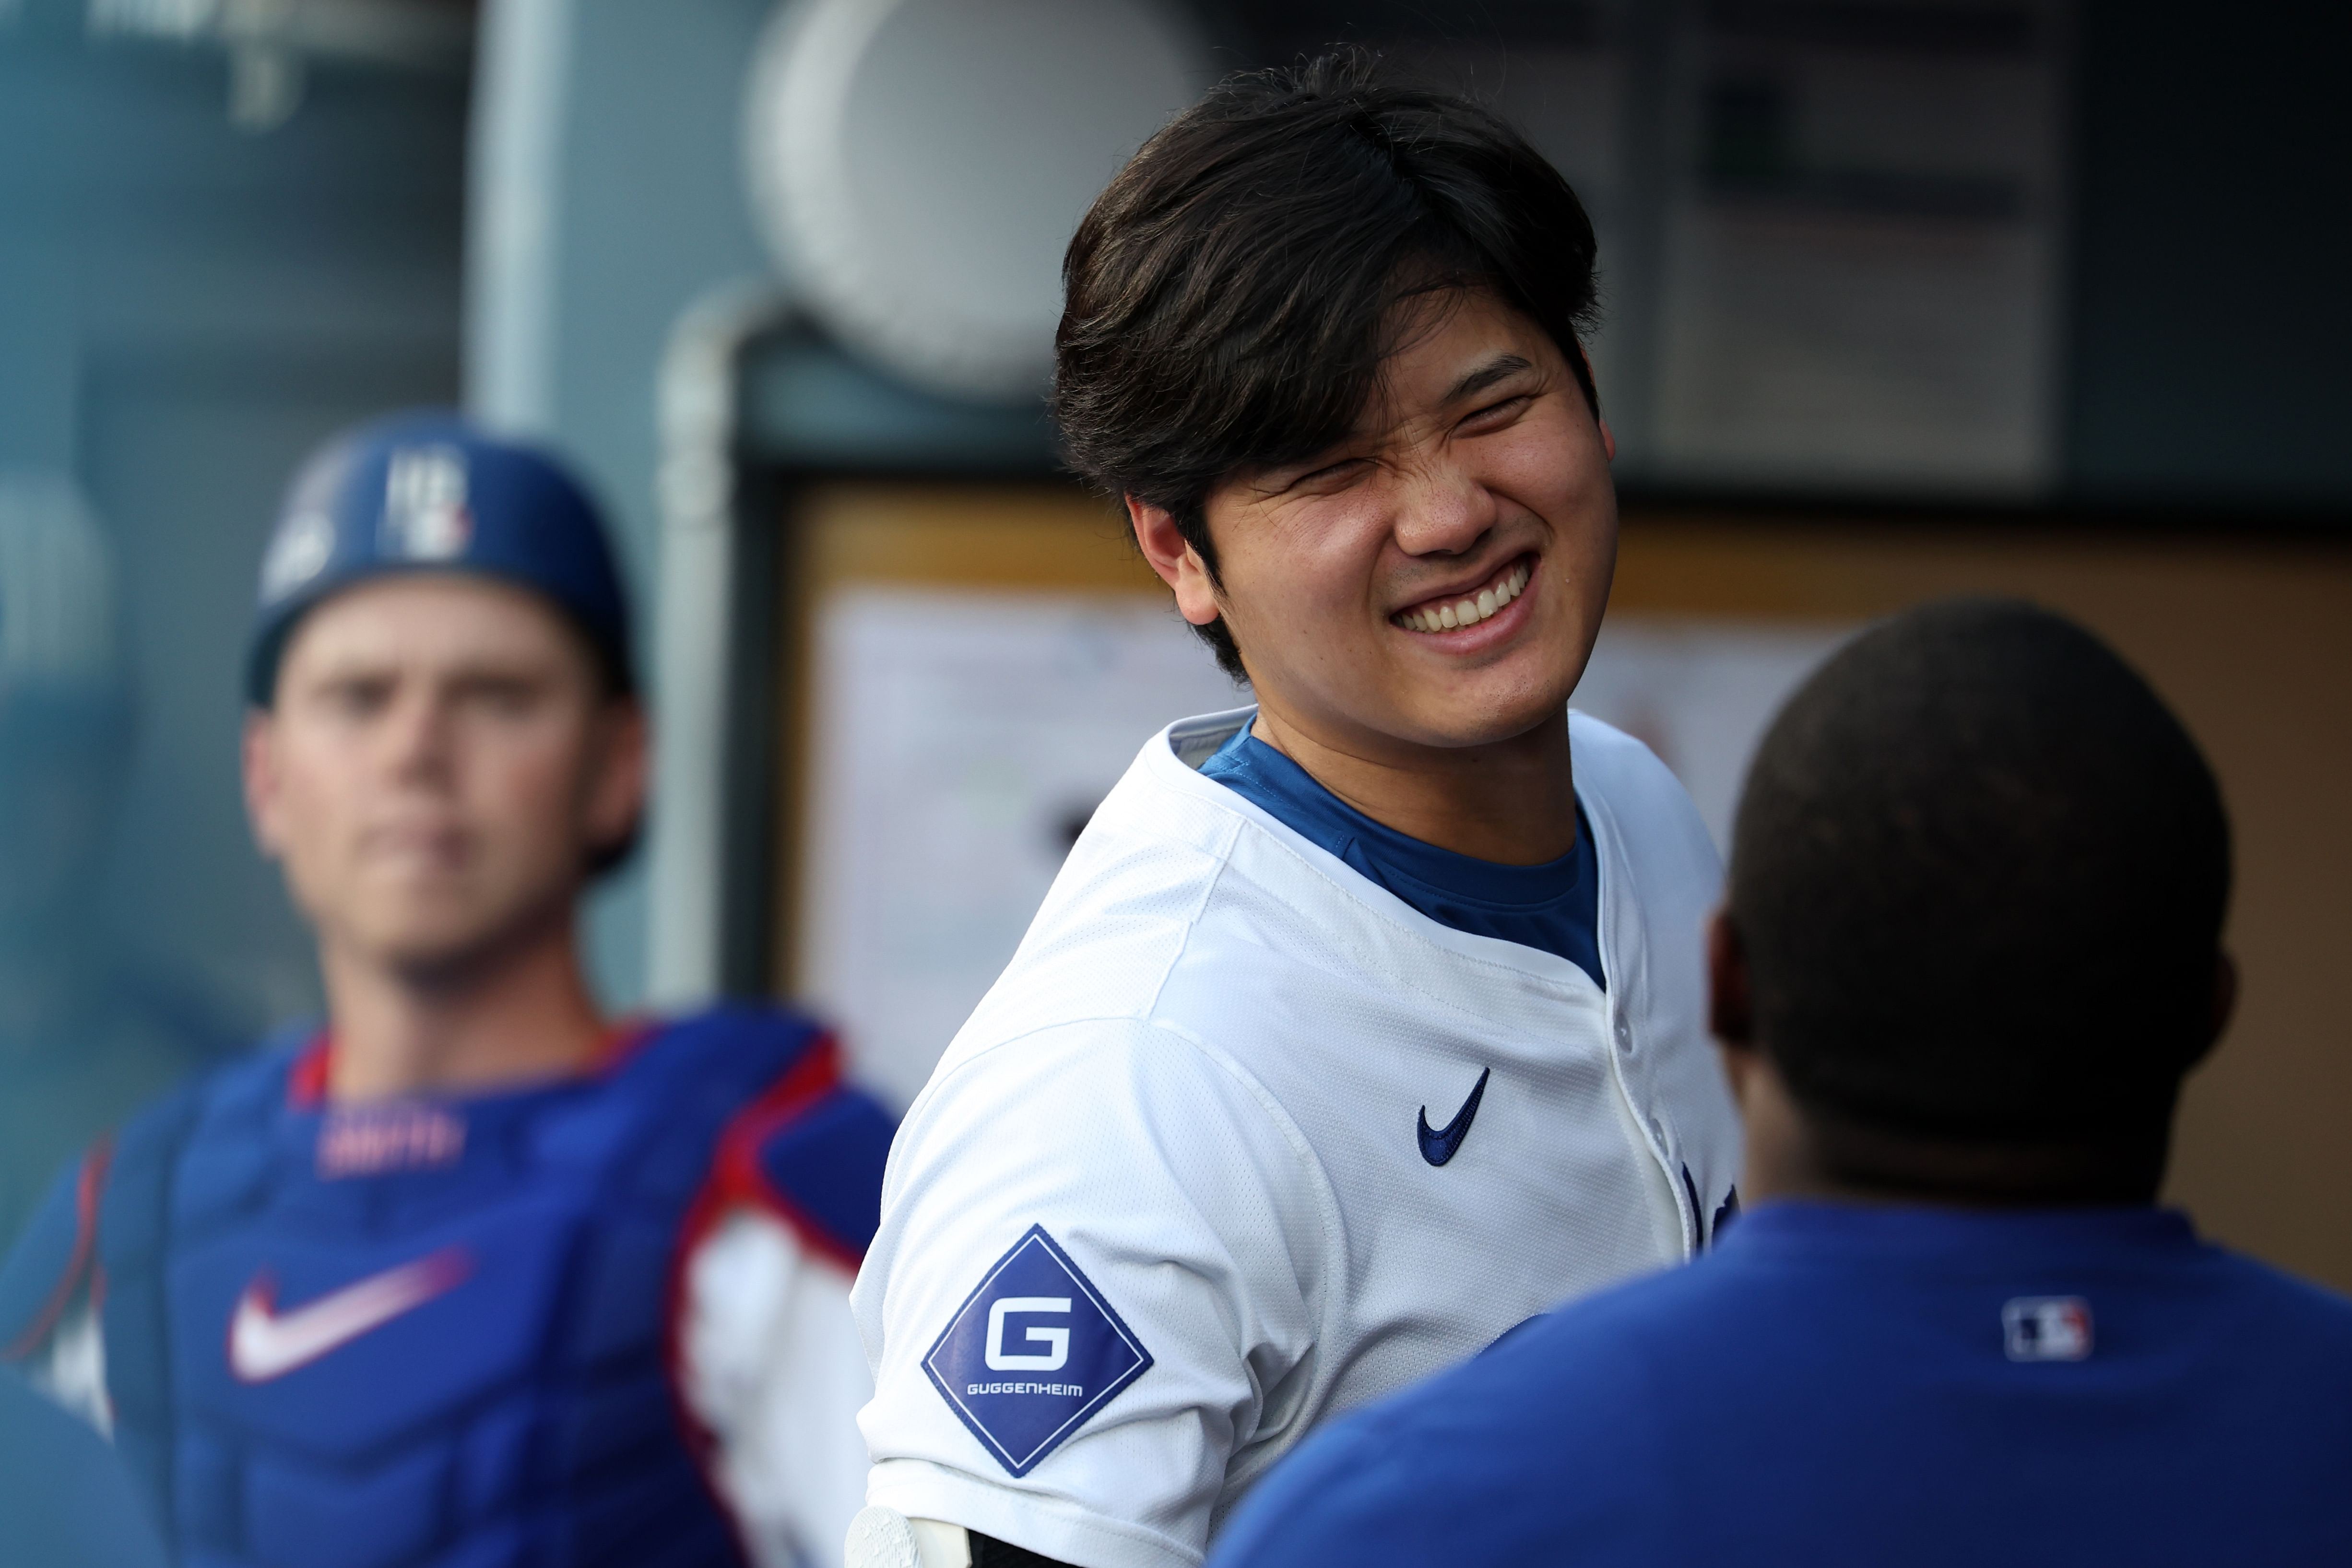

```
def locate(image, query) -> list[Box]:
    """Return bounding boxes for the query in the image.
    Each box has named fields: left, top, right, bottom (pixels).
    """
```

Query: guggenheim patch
left=922, top=1225, right=1152, bottom=1476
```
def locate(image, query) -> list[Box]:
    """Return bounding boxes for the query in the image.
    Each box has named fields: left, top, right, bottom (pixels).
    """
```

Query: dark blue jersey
left=1212, top=1201, right=2352, bottom=1568
left=0, top=1009, right=895, bottom=1568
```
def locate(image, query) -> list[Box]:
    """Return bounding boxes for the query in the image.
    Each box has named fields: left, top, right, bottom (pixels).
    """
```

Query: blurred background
left=1, top=0, right=2346, bottom=1286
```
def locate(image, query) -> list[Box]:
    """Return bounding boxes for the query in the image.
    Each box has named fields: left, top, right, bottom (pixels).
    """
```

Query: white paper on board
left=795, top=588, right=1242, bottom=1107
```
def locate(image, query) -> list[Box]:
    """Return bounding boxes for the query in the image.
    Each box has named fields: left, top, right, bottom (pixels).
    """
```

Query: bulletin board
left=768, top=482, right=1241, bottom=1108
left=1605, top=512, right=2352, bottom=1293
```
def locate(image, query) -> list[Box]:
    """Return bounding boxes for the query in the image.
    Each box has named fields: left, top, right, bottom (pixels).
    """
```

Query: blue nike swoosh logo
left=1417, top=1068, right=1491, bottom=1167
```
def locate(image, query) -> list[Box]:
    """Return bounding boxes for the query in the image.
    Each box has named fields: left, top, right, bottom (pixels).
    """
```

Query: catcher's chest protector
left=98, top=1010, right=860, bottom=1568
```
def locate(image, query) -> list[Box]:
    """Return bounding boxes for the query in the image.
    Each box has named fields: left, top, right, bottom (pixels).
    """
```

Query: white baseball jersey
left=853, top=707, right=1741, bottom=1568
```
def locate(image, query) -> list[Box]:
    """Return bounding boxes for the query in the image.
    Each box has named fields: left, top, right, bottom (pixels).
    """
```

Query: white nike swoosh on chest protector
left=228, top=1248, right=471, bottom=1383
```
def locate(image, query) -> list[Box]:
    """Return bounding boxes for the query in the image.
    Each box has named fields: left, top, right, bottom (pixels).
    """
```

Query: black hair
left=1729, top=599, right=2232, bottom=1155
left=1054, top=49, right=1601, bottom=680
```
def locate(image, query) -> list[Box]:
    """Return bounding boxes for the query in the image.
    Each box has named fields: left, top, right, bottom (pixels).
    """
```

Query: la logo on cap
left=381, top=446, right=473, bottom=562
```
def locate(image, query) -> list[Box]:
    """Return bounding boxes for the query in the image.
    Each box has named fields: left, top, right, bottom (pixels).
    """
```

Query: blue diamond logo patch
left=922, top=1225, right=1152, bottom=1477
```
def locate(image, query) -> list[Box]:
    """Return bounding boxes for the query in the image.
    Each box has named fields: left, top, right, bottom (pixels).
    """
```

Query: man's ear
left=1708, top=909, right=1762, bottom=1105
left=1125, top=495, right=1224, bottom=629
left=583, top=698, right=651, bottom=859
left=1572, top=343, right=1615, bottom=462
left=242, top=709, right=287, bottom=861
left=2185, top=950, right=2239, bottom=1073
left=1707, top=908, right=1754, bottom=1047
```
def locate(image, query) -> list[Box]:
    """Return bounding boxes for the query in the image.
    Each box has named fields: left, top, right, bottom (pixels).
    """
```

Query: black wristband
left=968, top=1531, right=1079, bottom=1568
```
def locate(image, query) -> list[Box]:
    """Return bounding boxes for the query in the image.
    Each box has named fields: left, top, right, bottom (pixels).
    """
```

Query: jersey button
left=1614, top=1020, right=1632, bottom=1053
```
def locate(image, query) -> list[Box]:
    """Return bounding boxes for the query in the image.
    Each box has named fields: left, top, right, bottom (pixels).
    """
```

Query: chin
left=350, top=896, right=514, bottom=977
left=1398, top=658, right=1579, bottom=748
left=374, top=928, right=508, bottom=979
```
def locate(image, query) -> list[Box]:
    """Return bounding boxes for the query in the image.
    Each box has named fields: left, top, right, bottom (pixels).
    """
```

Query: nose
left=1390, top=454, right=1499, bottom=560
left=382, top=685, right=455, bottom=788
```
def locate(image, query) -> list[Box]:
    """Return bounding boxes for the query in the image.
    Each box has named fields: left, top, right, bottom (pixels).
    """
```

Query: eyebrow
left=1443, top=353, right=1535, bottom=406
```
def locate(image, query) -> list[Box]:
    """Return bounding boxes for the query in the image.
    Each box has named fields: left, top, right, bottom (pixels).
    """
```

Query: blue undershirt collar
left=1199, top=727, right=1604, bottom=990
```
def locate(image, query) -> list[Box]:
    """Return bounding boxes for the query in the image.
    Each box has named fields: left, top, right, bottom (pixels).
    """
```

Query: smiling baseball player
left=847, top=56, right=1740, bottom=1568
left=0, top=413, right=890, bottom=1568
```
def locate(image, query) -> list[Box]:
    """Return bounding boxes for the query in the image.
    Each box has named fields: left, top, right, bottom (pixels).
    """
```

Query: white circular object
left=745, top=0, right=1203, bottom=404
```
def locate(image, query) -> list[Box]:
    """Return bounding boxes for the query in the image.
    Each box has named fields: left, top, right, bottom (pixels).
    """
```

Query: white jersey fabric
left=683, top=1213, right=875, bottom=1568
left=853, top=707, right=1742, bottom=1568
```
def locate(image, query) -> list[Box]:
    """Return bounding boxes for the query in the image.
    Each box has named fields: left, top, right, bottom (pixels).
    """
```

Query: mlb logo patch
left=922, top=1225, right=1152, bottom=1477
left=380, top=446, right=473, bottom=561
left=2003, top=1295, right=2093, bottom=1362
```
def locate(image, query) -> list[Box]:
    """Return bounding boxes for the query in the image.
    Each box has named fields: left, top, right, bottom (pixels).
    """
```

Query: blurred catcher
left=0, top=414, right=891, bottom=1568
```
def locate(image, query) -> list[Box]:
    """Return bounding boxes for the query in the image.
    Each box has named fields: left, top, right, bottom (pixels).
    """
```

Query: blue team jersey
left=1211, top=1201, right=2352, bottom=1568
left=0, top=1009, right=896, bottom=1568
left=1199, top=727, right=1604, bottom=989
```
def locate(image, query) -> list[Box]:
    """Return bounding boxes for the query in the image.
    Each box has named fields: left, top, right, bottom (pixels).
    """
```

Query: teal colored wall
left=0, top=4, right=469, bottom=1030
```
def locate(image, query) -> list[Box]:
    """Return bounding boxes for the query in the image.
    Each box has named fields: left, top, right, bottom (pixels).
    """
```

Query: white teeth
left=1398, top=560, right=1533, bottom=633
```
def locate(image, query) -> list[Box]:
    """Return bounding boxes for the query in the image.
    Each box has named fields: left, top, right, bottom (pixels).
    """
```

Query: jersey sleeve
left=681, top=1210, right=875, bottom=1568
left=0, top=1143, right=107, bottom=1366
left=677, top=1063, right=898, bottom=1568
left=853, top=1018, right=1331, bottom=1568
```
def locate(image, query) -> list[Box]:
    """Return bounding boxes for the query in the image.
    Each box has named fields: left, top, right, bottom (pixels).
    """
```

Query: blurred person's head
left=1057, top=50, right=1615, bottom=755
left=1710, top=599, right=2235, bottom=1207
left=0, top=474, right=129, bottom=944
left=240, top=415, right=644, bottom=986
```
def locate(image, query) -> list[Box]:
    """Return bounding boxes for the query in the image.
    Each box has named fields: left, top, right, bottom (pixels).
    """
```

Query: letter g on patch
left=923, top=1226, right=1151, bottom=1476
left=986, top=1297, right=1071, bottom=1371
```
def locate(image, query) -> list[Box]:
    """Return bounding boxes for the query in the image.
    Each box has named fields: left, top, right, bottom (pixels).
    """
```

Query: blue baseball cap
left=246, top=411, right=635, bottom=707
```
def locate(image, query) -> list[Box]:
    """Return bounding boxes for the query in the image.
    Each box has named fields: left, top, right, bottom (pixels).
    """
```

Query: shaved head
left=1728, top=599, right=2230, bottom=1150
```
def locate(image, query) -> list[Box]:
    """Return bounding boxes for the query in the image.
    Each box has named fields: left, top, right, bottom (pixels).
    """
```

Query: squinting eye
left=1294, top=458, right=1367, bottom=489
left=1462, top=394, right=1533, bottom=431
left=470, top=683, right=541, bottom=716
left=326, top=682, right=390, bottom=717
